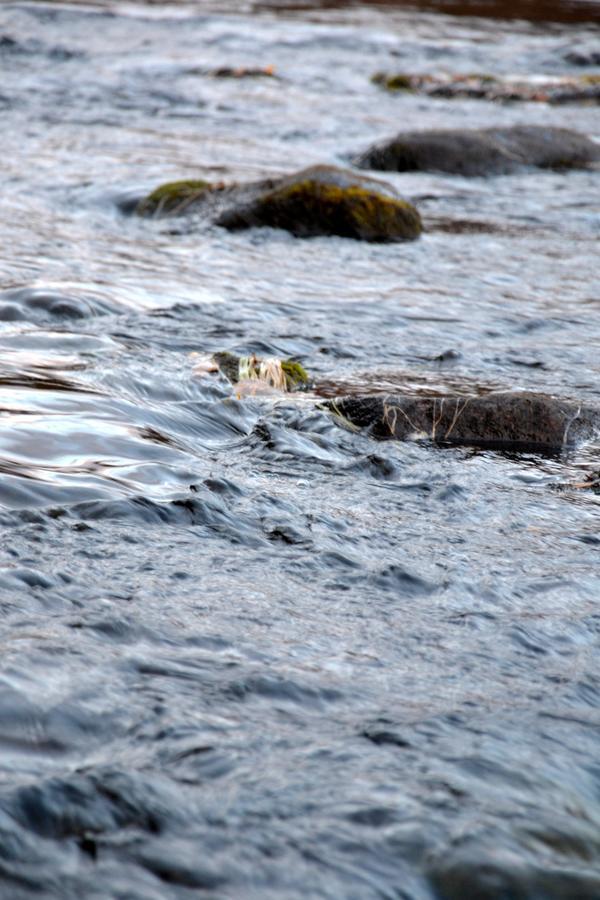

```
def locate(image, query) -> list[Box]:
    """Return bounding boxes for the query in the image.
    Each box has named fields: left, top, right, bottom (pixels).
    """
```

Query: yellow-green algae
left=281, top=359, right=309, bottom=389
left=257, top=180, right=422, bottom=242
left=371, top=72, right=413, bottom=91
left=137, top=179, right=211, bottom=216
left=213, top=352, right=310, bottom=391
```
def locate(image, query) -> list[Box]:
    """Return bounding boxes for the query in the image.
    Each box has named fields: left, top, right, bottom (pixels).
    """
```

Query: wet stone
left=135, top=179, right=214, bottom=216
left=136, top=165, right=422, bottom=242
left=353, top=125, right=600, bottom=176
left=371, top=71, right=600, bottom=105
left=564, top=49, right=600, bottom=66
left=327, top=391, right=600, bottom=452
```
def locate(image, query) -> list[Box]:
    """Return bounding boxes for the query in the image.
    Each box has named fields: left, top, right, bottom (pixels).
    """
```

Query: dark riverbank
left=256, top=0, right=600, bottom=24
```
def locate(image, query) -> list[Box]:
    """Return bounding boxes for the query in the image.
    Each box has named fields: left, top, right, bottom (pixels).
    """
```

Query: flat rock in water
left=136, top=165, right=422, bottom=242
left=353, top=125, right=600, bottom=176
left=327, top=391, right=599, bottom=452
left=371, top=72, right=600, bottom=105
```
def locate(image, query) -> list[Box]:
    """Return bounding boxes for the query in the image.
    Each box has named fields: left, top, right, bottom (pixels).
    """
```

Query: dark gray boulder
left=327, top=391, right=599, bottom=452
left=564, top=49, right=600, bottom=66
left=353, top=125, right=600, bottom=176
left=136, top=165, right=422, bottom=242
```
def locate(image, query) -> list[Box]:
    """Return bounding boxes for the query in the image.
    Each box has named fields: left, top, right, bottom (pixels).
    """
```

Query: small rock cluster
left=133, top=125, right=598, bottom=241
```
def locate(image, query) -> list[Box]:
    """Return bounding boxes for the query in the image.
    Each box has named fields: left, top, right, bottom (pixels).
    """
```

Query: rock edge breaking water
left=135, top=164, right=422, bottom=242
left=210, top=354, right=599, bottom=453
left=371, top=72, right=600, bottom=105
left=327, top=391, right=600, bottom=452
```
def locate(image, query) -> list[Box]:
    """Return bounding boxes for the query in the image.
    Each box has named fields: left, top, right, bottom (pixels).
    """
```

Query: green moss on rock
left=137, top=179, right=211, bottom=216
left=133, top=164, right=421, bottom=242
left=281, top=359, right=309, bottom=389
left=212, top=352, right=311, bottom=391
left=219, top=177, right=422, bottom=242
left=372, top=72, right=413, bottom=91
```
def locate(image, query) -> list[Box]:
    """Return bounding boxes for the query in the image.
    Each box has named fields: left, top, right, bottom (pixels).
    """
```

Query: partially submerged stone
left=354, top=125, right=600, bottom=176
left=215, top=165, right=422, bottom=241
left=212, top=351, right=310, bottom=392
left=211, top=65, right=276, bottom=79
left=327, top=392, right=599, bottom=452
left=136, top=165, right=422, bottom=242
left=371, top=71, right=600, bottom=104
left=136, top=179, right=213, bottom=216
left=564, top=49, right=600, bottom=66
left=372, top=72, right=414, bottom=91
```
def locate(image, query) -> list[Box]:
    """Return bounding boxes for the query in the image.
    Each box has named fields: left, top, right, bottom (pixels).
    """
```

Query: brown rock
left=327, top=391, right=599, bottom=452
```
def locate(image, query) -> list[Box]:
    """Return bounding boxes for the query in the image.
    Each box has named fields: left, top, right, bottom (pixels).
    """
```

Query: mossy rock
left=371, top=72, right=413, bottom=91
left=212, top=352, right=310, bottom=391
left=216, top=165, right=421, bottom=242
left=370, top=72, right=600, bottom=105
left=327, top=392, right=599, bottom=452
left=134, top=165, right=421, bottom=242
left=280, top=359, right=309, bottom=389
left=354, top=125, right=600, bottom=176
left=137, top=179, right=212, bottom=216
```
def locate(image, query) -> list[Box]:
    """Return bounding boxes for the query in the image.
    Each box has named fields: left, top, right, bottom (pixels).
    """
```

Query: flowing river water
left=1, top=1, right=600, bottom=897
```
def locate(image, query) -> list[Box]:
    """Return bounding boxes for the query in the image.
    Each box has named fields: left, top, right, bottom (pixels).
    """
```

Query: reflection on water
left=0, top=0, right=599, bottom=897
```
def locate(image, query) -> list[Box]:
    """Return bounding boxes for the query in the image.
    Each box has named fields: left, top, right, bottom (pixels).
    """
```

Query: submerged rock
left=564, top=49, right=600, bottom=67
left=371, top=71, right=600, bottom=105
left=327, top=392, right=599, bottom=452
left=354, top=125, right=600, bottom=176
left=210, top=65, right=276, bottom=79
left=136, top=165, right=422, bottom=242
left=210, top=351, right=310, bottom=392
left=136, top=179, right=213, bottom=216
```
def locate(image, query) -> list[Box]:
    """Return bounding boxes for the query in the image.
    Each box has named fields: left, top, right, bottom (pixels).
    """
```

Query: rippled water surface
left=1, top=1, right=600, bottom=897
